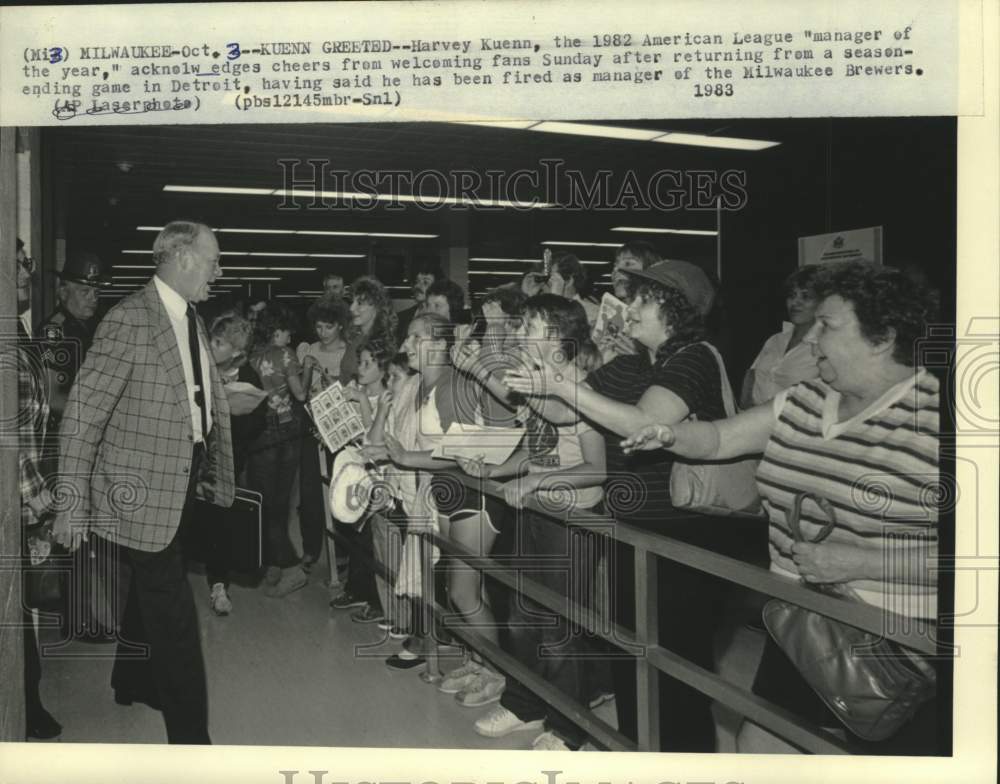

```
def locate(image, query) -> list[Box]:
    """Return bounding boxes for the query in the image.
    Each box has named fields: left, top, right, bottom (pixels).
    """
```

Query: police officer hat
left=58, top=251, right=111, bottom=287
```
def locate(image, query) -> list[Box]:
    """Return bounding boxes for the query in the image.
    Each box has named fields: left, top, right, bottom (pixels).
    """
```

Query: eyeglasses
left=18, top=256, right=35, bottom=274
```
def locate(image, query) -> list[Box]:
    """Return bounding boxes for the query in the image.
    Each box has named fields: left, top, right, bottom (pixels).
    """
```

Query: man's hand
left=25, top=486, right=53, bottom=521
left=51, top=510, right=85, bottom=552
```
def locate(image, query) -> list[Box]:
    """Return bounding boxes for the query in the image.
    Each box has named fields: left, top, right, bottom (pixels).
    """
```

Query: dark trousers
left=499, top=509, right=607, bottom=748
left=204, top=510, right=230, bottom=588
left=110, top=445, right=210, bottom=745
left=23, top=609, right=44, bottom=726
left=339, top=520, right=380, bottom=609
left=245, top=422, right=301, bottom=570
left=298, top=433, right=326, bottom=563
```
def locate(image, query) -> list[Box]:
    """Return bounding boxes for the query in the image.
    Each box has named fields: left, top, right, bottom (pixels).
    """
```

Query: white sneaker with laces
left=456, top=670, right=506, bottom=707
left=532, top=731, right=571, bottom=751
left=210, top=583, right=232, bottom=616
left=438, top=659, right=483, bottom=694
left=474, top=705, right=544, bottom=738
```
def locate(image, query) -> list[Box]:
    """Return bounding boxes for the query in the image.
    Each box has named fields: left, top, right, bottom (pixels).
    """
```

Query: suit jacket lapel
left=143, top=280, right=192, bottom=428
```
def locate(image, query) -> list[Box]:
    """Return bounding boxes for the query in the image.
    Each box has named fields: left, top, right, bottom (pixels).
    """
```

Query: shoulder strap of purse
left=694, top=341, right=738, bottom=418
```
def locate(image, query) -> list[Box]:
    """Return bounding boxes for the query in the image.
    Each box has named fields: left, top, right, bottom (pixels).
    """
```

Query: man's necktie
left=186, top=305, right=208, bottom=440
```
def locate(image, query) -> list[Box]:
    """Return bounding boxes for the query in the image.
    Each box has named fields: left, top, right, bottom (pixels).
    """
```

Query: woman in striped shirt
left=623, top=261, right=942, bottom=754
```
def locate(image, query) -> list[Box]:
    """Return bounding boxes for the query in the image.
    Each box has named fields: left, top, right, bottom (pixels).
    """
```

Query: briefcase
left=188, top=487, right=263, bottom=573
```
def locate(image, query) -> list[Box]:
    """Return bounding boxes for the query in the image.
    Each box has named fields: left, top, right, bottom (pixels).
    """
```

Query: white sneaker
left=474, top=705, right=544, bottom=738
left=532, top=731, right=571, bottom=751
left=210, top=583, right=232, bottom=616
left=455, top=670, right=505, bottom=707
left=438, top=659, right=483, bottom=694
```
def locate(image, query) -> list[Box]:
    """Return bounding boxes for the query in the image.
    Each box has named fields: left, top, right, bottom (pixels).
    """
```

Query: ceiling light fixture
left=468, top=256, right=607, bottom=266
left=296, top=230, right=368, bottom=237
left=223, top=266, right=317, bottom=272
left=217, top=228, right=294, bottom=235
left=450, top=121, right=780, bottom=151
left=610, top=226, right=719, bottom=236
left=541, top=241, right=623, bottom=248
left=163, top=185, right=273, bottom=195
left=531, top=121, right=664, bottom=142
left=652, top=132, right=780, bottom=151
left=457, top=120, right=540, bottom=130
left=141, top=224, right=438, bottom=240
left=162, top=184, right=550, bottom=211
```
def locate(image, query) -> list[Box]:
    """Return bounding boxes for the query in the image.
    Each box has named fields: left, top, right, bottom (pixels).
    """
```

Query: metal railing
left=328, top=469, right=941, bottom=754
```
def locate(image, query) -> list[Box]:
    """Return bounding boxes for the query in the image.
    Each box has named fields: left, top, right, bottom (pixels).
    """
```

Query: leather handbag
left=669, top=343, right=763, bottom=517
left=762, top=492, right=937, bottom=742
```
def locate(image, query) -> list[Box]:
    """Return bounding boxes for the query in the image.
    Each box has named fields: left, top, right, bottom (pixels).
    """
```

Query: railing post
left=635, top=547, right=660, bottom=751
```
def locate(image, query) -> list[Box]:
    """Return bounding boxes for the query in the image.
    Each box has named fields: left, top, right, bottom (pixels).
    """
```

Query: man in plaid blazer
left=54, top=221, right=233, bottom=744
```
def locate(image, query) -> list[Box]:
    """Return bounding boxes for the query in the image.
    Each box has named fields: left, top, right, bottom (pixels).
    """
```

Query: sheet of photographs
left=308, top=381, right=366, bottom=453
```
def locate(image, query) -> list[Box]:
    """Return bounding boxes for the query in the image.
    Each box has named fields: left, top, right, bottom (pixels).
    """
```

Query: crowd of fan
left=197, top=244, right=941, bottom=755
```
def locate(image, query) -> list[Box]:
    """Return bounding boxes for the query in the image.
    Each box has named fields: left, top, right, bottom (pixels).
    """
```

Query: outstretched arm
left=622, top=402, right=775, bottom=460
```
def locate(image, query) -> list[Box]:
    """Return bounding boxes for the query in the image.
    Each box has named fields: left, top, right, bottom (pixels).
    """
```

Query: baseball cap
left=624, top=259, right=716, bottom=317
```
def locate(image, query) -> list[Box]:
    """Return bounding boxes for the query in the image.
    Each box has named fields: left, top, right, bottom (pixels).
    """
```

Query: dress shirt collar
left=153, top=274, right=190, bottom=320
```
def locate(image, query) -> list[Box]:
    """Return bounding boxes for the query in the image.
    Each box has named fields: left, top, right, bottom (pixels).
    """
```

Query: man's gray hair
left=153, top=221, right=211, bottom=266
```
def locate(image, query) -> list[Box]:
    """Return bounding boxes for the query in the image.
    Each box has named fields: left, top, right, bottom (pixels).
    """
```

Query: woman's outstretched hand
left=502, top=359, right=576, bottom=398
left=621, top=424, right=676, bottom=454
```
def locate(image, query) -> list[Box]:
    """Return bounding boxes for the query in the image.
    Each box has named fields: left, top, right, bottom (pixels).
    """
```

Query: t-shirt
left=297, top=340, right=348, bottom=397
left=758, top=372, right=939, bottom=618
left=525, top=414, right=603, bottom=510
left=586, top=342, right=725, bottom=525
left=413, top=366, right=484, bottom=515
left=477, top=334, right=524, bottom=428
left=749, top=323, right=820, bottom=405
left=250, top=344, right=302, bottom=425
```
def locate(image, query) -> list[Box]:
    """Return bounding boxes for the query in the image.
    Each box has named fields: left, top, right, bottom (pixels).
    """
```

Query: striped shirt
left=758, top=370, right=939, bottom=618
left=586, top=342, right=724, bottom=525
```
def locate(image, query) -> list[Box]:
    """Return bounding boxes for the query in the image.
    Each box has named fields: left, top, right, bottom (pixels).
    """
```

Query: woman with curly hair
left=346, top=276, right=398, bottom=379
left=624, top=261, right=943, bottom=754
left=246, top=302, right=309, bottom=597
left=504, top=259, right=760, bottom=752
